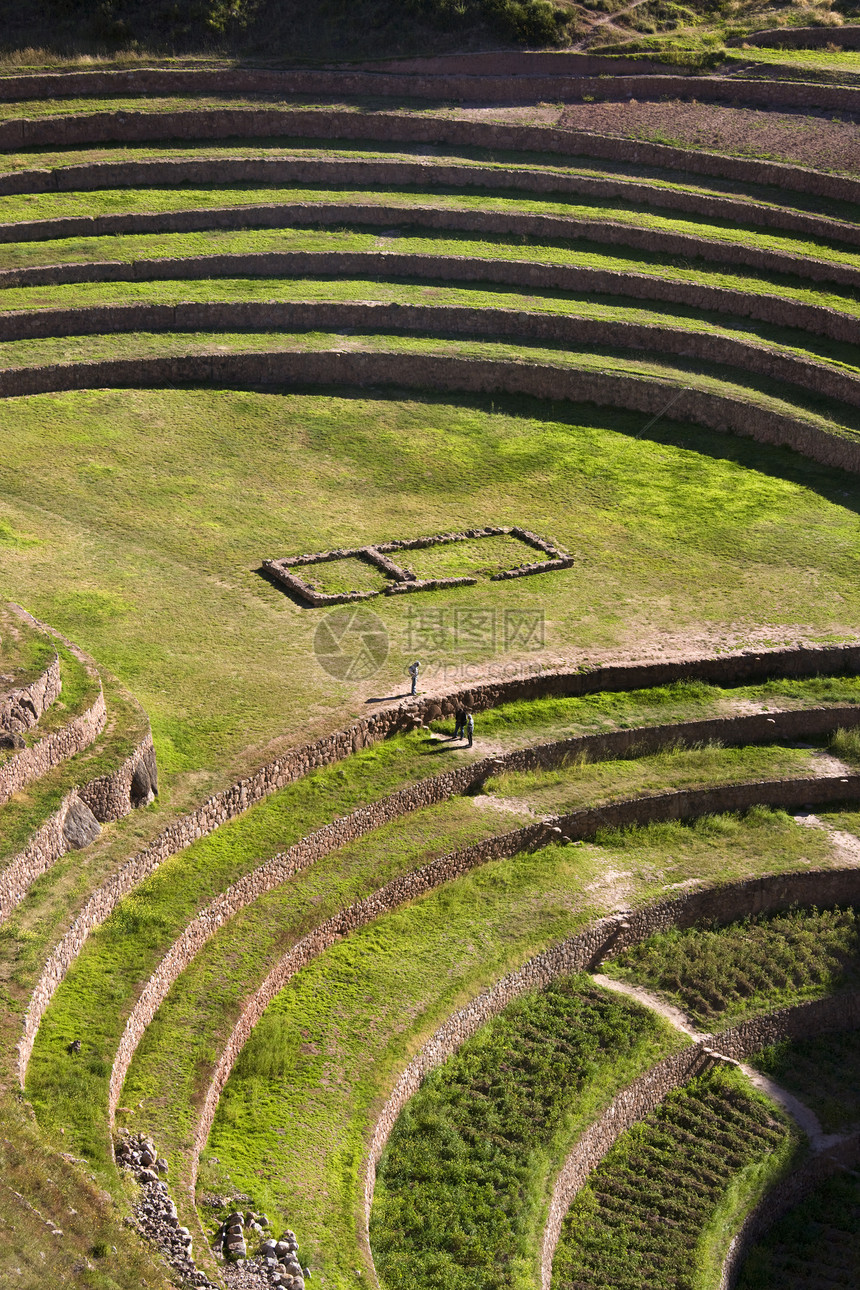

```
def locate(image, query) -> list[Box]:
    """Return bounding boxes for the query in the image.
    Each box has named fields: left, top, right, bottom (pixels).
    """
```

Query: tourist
left=408, top=659, right=420, bottom=695
left=466, top=712, right=474, bottom=747
left=453, top=706, right=466, bottom=739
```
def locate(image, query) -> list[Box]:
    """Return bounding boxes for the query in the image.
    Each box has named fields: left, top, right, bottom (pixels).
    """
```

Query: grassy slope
left=370, top=976, right=683, bottom=1290
left=551, top=1067, right=799, bottom=1290
left=1, top=387, right=859, bottom=796
left=4, top=228, right=860, bottom=324
left=14, top=676, right=859, bottom=1125
left=29, top=731, right=830, bottom=1163
left=1, top=278, right=859, bottom=380
left=0, top=191, right=857, bottom=271
left=185, top=807, right=831, bottom=1286
left=604, top=905, right=860, bottom=1028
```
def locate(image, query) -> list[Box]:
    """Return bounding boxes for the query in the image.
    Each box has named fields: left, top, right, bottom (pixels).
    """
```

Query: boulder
left=0, top=730, right=25, bottom=750
left=62, top=796, right=101, bottom=850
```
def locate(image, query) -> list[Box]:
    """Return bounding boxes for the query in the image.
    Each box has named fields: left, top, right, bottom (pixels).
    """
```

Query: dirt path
left=591, top=971, right=845, bottom=1150
left=795, top=812, right=860, bottom=866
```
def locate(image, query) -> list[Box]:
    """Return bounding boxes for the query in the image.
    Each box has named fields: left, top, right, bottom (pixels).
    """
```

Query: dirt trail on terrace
left=591, top=971, right=846, bottom=1150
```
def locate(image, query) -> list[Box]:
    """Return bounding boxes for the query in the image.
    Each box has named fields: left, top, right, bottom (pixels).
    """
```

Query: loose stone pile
left=115, top=1131, right=215, bottom=1288
left=214, top=1210, right=311, bottom=1290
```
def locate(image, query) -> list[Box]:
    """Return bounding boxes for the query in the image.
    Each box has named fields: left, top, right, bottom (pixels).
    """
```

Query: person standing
left=453, top=706, right=466, bottom=739
left=408, top=660, right=420, bottom=696
left=466, top=711, right=474, bottom=748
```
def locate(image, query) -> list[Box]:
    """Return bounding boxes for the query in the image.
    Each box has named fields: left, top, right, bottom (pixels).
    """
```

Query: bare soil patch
left=555, top=99, right=860, bottom=174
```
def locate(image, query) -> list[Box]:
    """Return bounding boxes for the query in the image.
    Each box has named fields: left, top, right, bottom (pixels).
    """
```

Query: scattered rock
left=115, top=1133, right=215, bottom=1289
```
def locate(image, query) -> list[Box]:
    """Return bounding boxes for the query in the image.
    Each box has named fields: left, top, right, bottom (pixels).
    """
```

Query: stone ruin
left=263, top=524, right=573, bottom=606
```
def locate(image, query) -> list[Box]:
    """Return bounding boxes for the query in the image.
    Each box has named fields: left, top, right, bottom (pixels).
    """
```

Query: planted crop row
left=370, top=976, right=677, bottom=1290
left=551, top=1068, right=796, bottom=1290
left=606, top=906, right=860, bottom=1028
left=738, top=1171, right=860, bottom=1289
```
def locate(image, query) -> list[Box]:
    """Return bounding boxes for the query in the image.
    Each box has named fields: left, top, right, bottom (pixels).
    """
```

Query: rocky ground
left=116, top=1132, right=312, bottom=1290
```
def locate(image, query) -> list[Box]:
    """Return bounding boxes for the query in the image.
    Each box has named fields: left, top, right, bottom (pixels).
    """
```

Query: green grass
left=147, top=808, right=828, bottom=1282
left=0, top=639, right=101, bottom=773
left=550, top=1067, right=799, bottom=1290
left=733, top=46, right=860, bottom=72
left=29, top=791, right=530, bottom=1164
left=752, top=1029, right=860, bottom=1133
left=370, top=976, right=682, bottom=1290
left=482, top=740, right=826, bottom=815
left=18, top=675, right=858, bottom=1127
left=605, top=905, right=860, bottom=1029
left=1, top=275, right=859, bottom=378
left=468, top=675, right=860, bottom=741
left=30, top=729, right=824, bottom=1164
left=0, top=604, right=54, bottom=689
left=2, top=380, right=860, bottom=804
left=0, top=189, right=857, bottom=273
left=830, top=725, right=860, bottom=765
left=4, top=226, right=860, bottom=330
left=737, top=1170, right=860, bottom=1289
left=296, top=553, right=391, bottom=595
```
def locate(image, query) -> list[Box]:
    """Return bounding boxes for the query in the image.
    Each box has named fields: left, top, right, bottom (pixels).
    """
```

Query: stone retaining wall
left=0, top=349, right=858, bottom=475
left=0, top=650, right=60, bottom=734
left=107, top=701, right=860, bottom=1132
left=735, top=26, right=860, bottom=48
left=719, top=1132, right=860, bottom=1289
left=0, top=728, right=155, bottom=926
left=541, top=990, right=860, bottom=1290
left=3, top=300, right=857, bottom=412
left=21, top=640, right=860, bottom=1084
left=0, top=107, right=857, bottom=211
left=4, top=186, right=858, bottom=275
left=6, top=242, right=858, bottom=351
left=265, top=525, right=572, bottom=605
left=0, top=67, right=858, bottom=121
left=0, top=683, right=106, bottom=805
left=0, top=161, right=858, bottom=299
left=1, top=151, right=859, bottom=258
left=361, top=875, right=860, bottom=1285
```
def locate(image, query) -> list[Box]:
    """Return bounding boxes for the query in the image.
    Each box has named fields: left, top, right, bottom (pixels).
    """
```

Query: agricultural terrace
left=2, top=18, right=860, bottom=1290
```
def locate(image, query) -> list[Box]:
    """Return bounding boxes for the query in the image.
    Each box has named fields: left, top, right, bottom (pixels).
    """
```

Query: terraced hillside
left=2, top=39, right=860, bottom=1290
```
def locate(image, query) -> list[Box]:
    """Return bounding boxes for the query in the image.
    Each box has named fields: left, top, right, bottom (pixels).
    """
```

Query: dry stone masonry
left=541, top=990, right=860, bottom=1290
left=359, top=870, right=860, bottom=1285
left=264, top=525, right=572, bottom=605
left=0, top=649, right=60, bottom=734
left=213, top=1211, right=311, bottom=1290
left=2, top=350, right=859, bottom=475
left=109, top=699, right=860, bottom=1133
left=23, top=639, right=860, bottom=1089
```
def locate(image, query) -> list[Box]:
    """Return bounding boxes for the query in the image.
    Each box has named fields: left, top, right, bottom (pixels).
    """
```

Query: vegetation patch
left=605, top=905, right=860, bottom=1029
left=752, top=1029, right=860, bottom=1133
left=371, top=976, right=679, bottom=1290
left=551, top=1067, right=799, bottom=1290
left=737, top=1169, right=860, bottom=1289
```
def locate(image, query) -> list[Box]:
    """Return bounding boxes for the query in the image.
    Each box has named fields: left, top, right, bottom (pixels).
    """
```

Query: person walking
left=408, top=660, right=420, bottom=696
left=453, top=706, right=466, bottom=739
left=466, top=711, right=474, bottom=748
